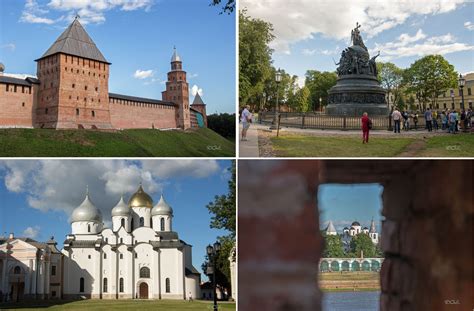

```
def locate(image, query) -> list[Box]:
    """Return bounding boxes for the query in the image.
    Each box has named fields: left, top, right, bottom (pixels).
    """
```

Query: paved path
left=239, top=124, right=259, bottom=157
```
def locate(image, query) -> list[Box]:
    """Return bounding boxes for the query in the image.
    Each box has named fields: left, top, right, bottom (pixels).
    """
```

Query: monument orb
left=326, top=23, right=389, bottom=117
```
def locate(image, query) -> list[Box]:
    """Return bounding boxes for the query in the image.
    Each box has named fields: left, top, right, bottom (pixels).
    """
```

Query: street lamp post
left=319, top=97, right=322, bottom=113
left=271, top=69, right=282, bottom=129
left=451, top=89, right=455, bottom=109
left=458, top=73, right=466, bottom=110
left=207, top=241, right=221, bottom=311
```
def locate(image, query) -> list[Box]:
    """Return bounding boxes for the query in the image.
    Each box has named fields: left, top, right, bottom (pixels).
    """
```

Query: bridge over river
left=319, top=258, right=384, bottom=272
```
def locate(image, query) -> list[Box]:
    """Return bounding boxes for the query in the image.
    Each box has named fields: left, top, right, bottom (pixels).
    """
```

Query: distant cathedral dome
left=152, top=194, right=173, bottom=216
left=0, top=63, right=4, bottom=73
left=70, top=190, right=103, bottom=223
left=128, top=184, right=153, bottom=208
left=351, top=221, right=361, bottom=226
left=111, top=195, right=130, bottom=216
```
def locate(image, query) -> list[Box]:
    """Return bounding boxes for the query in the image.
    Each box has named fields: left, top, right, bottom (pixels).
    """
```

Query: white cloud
left=23, top=226, right=40, bottom=238
left=241, top=0, right=465, bottom=54
left=1, top=43, right=16, bottom=51
left=20, top=0, right=153, bottom=25
left=0, top=160, right=220, bottom=221
left=465, top=21, right=474, bottom=31
left=302, top=49, right=316, bottom=56
left=133, top=69, right=154, bottom=79
left=188, top=73, right=199, bottom=79
left=191, top=85, right=203, bottom=96
left=371, top=29, right=474, bottom=61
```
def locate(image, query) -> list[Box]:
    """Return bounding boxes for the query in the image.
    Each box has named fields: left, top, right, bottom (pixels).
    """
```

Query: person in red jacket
left=361, top=112, right=371, bottom=144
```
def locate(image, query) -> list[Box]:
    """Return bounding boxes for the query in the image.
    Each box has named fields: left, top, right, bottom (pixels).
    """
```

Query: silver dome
left=111, top=195, right=130, bottom=217
left=171, top=47, right=181, bottom=62
left=70, top=192, right=103, bottom=223
left=0, top=63, right=4, bottom=73
left=151, top=194, right=173, bottom=216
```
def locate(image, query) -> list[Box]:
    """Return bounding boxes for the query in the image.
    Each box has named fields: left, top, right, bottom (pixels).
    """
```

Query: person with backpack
left=361, top=112, right=371, bottom=144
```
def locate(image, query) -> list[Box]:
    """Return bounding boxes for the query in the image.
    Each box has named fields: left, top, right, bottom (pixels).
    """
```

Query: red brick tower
left=35, top=16, right=112, bottom=129
left=162, top=48, right=191, bottom=129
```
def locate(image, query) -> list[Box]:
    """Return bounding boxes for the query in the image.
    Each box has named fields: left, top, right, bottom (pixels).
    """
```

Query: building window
left=139, top=217, right=144, bottom=227
left=52, top=291, right=56, bottom=297
left=160, top=218, right=165, bottom=231
left=88, top=224, right=91, bottom=232
left=119, top=278, right=124, bottom=292
left=80, top=277, right=85, bottom=292
left=468, top=88, right=472, bottom=96
left=52, top=265, right=56, bottom=276
left=104, top=253, right=107, bottom=259
left=14, top=85, right=17, bottom=92
left=22, top=102, right=25, bottom=107
left=135, top=253, right=138, bottom=259
left=103, top=278, right=108, bottom=292
left=120, top=253, right=123, bottom=259
left=92, top=110, right=95, bottom=117
left=95, top=87, right=98, bottom=91
left=121, top=218, right=125, bottom=227
left=72, top=83, right=75, bottom=88
left=120, top=238, right=123, bottom=244
left=5, top=84, right=8, bottom=92
left=76, top=109, right=79, bottom=116
left=50, top=82, right=53, bottom=87
left=88, top=255, right=91, bottom=259
left=45, top=108, right=49, bottom=114
left=140, top=267, right=150, bottom=278
left=85, top=85, right=88, bottom=90
left=77, top=69, right=79, bottom=74
left=165, top=278, right=170, bottom=293
left=14, top=266, right=21, bottom=274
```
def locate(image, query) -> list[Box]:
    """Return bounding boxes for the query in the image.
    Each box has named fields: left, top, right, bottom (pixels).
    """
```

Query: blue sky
left=242, top=0, right=474, bottom=86
left=0, top=0, right=235, bottom=113
left=318, top=183, right=384, bottom=233
left=0, top=160, right=233, bottom=280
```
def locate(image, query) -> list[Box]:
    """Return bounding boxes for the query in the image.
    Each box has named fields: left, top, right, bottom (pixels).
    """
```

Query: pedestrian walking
left=240, top=105, right=252, bottom=141
left=424, top=108, right=433, bottom=132
left=361, top=112, right=371, bottom=144
left=392, top=108, right=402, bottom=133
left=413, top=112, right=419, bottom=130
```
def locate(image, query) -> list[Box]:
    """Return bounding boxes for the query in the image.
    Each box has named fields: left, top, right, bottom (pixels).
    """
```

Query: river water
left=322, top=291, right=380, bottom=311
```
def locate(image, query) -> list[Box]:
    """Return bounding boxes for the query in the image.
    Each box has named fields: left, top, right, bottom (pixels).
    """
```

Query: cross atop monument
left=74, top=13, right=80, bottom=20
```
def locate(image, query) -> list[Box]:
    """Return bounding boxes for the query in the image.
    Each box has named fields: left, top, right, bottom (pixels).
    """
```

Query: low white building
left=62, top=184, right=201, bottom=300
left=325, top=219, right=379, bottom=253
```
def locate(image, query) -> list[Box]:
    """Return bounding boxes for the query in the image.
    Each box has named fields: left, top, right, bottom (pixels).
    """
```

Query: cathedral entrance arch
left=138, top=282, right=149, bottom=299
left=9, top=265, right=25, bottom=302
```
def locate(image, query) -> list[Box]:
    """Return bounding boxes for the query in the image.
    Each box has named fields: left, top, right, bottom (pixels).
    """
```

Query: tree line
left=239, top=10, right=459, bottom=113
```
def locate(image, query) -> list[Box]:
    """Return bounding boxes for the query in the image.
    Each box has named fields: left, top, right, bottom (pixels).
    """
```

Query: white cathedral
left=0, top=184, right=201, bottom=301
left=325, top=220, right=379, bottom=252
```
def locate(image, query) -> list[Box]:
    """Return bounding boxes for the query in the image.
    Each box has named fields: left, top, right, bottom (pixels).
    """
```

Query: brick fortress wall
left=109, top=97, right=177, bottom=129
left=238, top=160, right=473, bottom=311
left=0, top=81, right=37, bottom=128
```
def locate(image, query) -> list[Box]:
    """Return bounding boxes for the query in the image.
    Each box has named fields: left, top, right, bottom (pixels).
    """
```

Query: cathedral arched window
left=80, top=277, right=85, bottom=292
left=103, top=278, right=108, bottom=292
left=165, top=278, right=170, bottom=293
left=88, top=224, right=91, bottom=233
left=140, top=267, right=150, bottom=278
left=14, top=266, right=21, bottom=274
left=139, top=217, right=144, bottom=227
left=119, top=278, right=124, bottom=292
left=160, top=218, right=165, bottom=231
left=121, top=218, right=125, bottom=227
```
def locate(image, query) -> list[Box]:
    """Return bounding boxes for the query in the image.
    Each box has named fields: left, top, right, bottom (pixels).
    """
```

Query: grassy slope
left=271, top=135, right=413, bottom=157
left=0, top=299, right=236, bottom=310
left=417, top=134, right=474, bottom=157
left=0, top=128, right=235, bottom=157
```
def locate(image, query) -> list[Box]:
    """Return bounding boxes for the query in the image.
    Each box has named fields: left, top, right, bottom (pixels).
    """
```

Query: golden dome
left=128, top=184, right=153, bottom=208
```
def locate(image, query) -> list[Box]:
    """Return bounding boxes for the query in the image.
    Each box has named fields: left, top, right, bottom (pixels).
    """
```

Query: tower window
left=160, top=218, right=165, bottom=231
left=119, top=278, right=124, bottom=292
left=80, top=277, right=85, bottom=292
left=140, top=267, right=150, bottom=278
left=104, top=253, right=107, bottom=259
left=135, top=253, right=138, bottom=259
left=76, top=109, right=79, bottom=115
left=14, top=266, right=21, bottom=274
left=165, top=278, right=170, bottom=293
left=103, top=278, right=108, bottom=293
left=88, top=224, right=91, bottom=232
left=139, top=217, right=144, bottom=227
left=22, top=102, right=25, bottom=107
left=69, top=95, right=72, bottom=100
left=92, top=110, right=95, bottom=117
left=88, top=255, right=91, bottom=259
left=120, top=254, right=123, bottom=259
left=45, top=108, right=48, bottom=114
left=121, top=218, right=125, bottom=227
left=120, top=238, right=123, bottom=244
left=52, top=265, right=56, bottom=276
left=95, top=87, right=98, bottom=92
left=85, top=85, right=88, bottom=90
left=72, top=83, right=75, bottom=88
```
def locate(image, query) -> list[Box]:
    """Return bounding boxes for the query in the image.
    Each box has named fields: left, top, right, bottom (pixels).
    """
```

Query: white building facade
left=62, top=184, right=200, bottom=300
left=325, top=219, right=379, bottom=253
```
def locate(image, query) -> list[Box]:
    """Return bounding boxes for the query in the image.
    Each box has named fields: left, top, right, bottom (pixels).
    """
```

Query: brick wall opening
left=238, top=160, right=472, bottom=311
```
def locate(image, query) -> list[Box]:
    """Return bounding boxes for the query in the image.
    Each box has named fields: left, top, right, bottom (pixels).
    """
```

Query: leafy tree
left=203, top=161, right=236, bottom=298
left=210, top=0, right=235, bottom=14
left=322, top=234, right=345, bottom=258
left=207, top=113, right=236, bottom=140
left=349, top=233, right=377, bottom=258
left=377, top=62, right=404, bottom=105
left=262, top=68, right=298, bottom=111
left=239, top=11, right=274, bottom=107
left=305, top=70, right=337, bottom=111
left=295, top=86, right=311, bottom=112
left=403, top=55, right=457, bottom=110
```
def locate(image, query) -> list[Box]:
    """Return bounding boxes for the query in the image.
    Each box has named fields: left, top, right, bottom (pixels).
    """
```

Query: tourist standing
left=467, top=108, right=472, bottom=130
left=448, top=110, right=457, bottom=134
left=424, top=108, right=433, bottom=132
left=432, top=110, right=439, bottom=131
left=392, top=108, right=402, bottom=133
left=361, top=112, right=371, bottom=144
left=460, top=110, right=466, bottom=132
left=441, top=111, right=447, bottom=130
left=240, top=105, right=252, bottom=141
left=455, top=110, right=460, bottom=132
left=413, top=112, right=419, bottom=130
left=402, top=110, right=410, bottom=131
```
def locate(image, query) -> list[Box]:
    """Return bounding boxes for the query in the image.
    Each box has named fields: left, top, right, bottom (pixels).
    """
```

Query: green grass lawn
left=270, top=133, right=474, bottom=157
left=320, top=271, right=379, bottom=281
left=0, top=128, right=235, bottom=157
left=0, top=299, right=236, bottom=310
left=417, top=134, right=474, bottom=157
left=271, top=135, right=414, bottom=157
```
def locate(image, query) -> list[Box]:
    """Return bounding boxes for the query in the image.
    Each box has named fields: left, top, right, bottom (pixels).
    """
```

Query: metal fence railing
left=259, top=112, right=430, bottom=131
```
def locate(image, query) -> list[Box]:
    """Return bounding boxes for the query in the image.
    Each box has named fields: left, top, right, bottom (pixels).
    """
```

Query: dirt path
left=257, top=130, right=277, bottom=157
left=397, top=138, right=427, bottom=157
